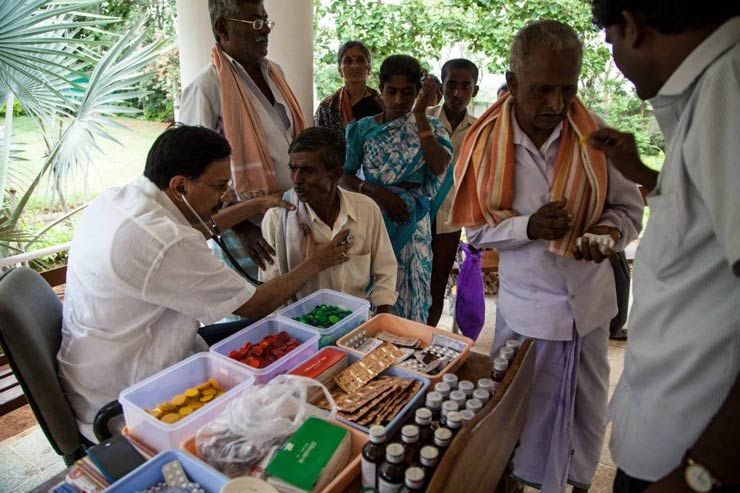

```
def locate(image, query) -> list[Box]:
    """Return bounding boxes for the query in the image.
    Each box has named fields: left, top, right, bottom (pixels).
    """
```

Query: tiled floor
left=1, top=295, right=626, bottom=492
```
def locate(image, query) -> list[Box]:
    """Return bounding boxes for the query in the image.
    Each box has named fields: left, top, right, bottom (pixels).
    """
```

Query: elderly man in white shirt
left=587, top=3, right=740, bottom=492
left=180, top=0, right=305, bottom=272
left=58, top=126, right=350, bottom=440
left=453, top=21, right=643, bottom=493
left=260, top=127, right=398, bottom=310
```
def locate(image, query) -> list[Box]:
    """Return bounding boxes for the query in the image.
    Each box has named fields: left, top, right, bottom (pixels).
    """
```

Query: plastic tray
left=277, top=289, right=370, bottom=348
left=209, top=315, right=319, bottom=384
left=337, top=313, right=473, bottom=384
left=119, top=352, right=254, bottom=453
left=305, top=347, right=430, bottom=437
left=105, top=449, right=228, bottom=492
left=181, top=416, right=368, bottom=493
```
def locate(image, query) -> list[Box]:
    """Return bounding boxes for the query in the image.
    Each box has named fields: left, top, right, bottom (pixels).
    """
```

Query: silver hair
left=208, top=0, right=261, bottom=42
left=509, top=20, right=583, bottom=74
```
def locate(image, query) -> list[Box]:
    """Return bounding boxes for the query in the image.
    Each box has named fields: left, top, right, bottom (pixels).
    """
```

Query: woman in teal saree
left=341, top=55, right=453, bottom=323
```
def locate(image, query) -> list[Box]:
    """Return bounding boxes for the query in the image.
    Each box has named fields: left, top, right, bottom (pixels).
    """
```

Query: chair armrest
left=93, top=400, right=123, bottom=442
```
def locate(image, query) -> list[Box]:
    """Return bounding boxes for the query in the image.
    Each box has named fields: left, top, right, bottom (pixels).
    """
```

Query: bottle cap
left=477, top=378, right=494, bottom=391
left=434, top=381, right=451, bottom=397
left=458, top=380, right=474, bottom=397
left=402, top=424, right=419, bottom=442
left=460, top=409, right=476, bottom=422
left=506, top=339, right=521, bottom=351
left=493, top=357, right=509, bottom=372
left=442, top=373, right=458, bottom=388
left=473, top=389, right=490, bottom=403
left=449, top=390, right=466, bottom=407
left=368, top=424, right=387, bottom=443
left=441, top=400, right=458, bottom=416
left=425, top=391, right=443, bottom=409
left=420, top=445, right=439, bottom=463
left=446, top=411, right=462, bottom=429
left=415, top=407, right=432, bottom=424
left=499, top=346, right=515, bottom=361
left=465, top=398, right=483, bottom=412
left=404, top=467, right=425, bottom=488
left=434, top=427, right=452, bottom=446
left=386, top=443, right=404, bottom=463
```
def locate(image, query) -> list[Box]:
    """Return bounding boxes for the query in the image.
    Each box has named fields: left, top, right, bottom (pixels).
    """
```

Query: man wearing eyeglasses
left=180, top=0, right=306, bottom=276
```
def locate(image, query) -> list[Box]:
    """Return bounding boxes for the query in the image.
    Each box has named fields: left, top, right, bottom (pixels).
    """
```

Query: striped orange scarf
left=212, top=45, right=307, bottom=199
left=450, top=95, right=607, bottom=257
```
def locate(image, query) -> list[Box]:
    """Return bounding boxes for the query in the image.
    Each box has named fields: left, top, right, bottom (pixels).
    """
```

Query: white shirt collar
left=134, top=176, right=191, bottom=227
left=511, top=105, right=563, bottom=156
left=429, top=104, right=476, bottom=133
left=658, top=17, right=740, bottom=96
left=303, top=187, right=356, bottom=229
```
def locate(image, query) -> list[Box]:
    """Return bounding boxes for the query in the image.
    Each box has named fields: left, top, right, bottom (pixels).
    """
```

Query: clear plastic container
left=105, top=449, right=228, bottom=492
left=210, top=315, right=319, bottom=384
left=119, top=352, right=255, bottom=453
left=277, top=289, right=370, bottom=348
left=301, top=347, right=430, bottom=437
left=336, top=313, right=472, bottom=383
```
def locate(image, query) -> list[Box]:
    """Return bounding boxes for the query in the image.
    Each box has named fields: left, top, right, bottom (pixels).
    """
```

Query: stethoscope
left=180, top=192, right=263, bottom=286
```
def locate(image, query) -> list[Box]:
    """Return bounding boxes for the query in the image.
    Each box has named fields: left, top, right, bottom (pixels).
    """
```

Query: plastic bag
left=455, top=243, right=486, bottom=340
left=195, top=374, right=336, bottom=477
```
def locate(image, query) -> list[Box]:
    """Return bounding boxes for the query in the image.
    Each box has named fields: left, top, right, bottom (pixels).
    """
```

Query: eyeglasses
left=197, top=178, right=233, bottom=200
left=226, top=18, right=275, bottom=31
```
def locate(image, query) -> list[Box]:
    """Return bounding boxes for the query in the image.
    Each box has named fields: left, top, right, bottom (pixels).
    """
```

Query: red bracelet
left=359, top=182, right=366, bottom=194
left=419, top=129, right=434, bottom=139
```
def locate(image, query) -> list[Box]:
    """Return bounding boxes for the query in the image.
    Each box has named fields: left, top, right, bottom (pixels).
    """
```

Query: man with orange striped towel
left=180, top=0, right=307, bottom=279
left=450, top=21, right=643, bottom=493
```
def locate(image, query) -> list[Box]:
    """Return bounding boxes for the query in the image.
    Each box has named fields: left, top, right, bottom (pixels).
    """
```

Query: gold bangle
left=419, top=130, right=434, bottom=139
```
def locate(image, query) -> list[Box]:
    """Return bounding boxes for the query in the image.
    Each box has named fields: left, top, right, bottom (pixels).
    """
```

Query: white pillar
left=174, top=0, right=314, bottom=122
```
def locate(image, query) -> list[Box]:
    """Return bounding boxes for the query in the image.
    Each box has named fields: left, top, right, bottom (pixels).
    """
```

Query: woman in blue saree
left=341, top=54, right=453, bottom=322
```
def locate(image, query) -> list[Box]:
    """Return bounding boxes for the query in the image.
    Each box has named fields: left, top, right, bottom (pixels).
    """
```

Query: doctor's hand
left=255, top=192, right=296, bottom=215
left=302, top=226, right=351, bottom=272
left=527, top=200, right=572, bottom=240
left=586, top=128, right=657, bottom=191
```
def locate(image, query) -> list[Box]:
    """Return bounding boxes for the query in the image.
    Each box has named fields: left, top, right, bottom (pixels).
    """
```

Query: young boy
left=426, top=58, right=479, bottom=326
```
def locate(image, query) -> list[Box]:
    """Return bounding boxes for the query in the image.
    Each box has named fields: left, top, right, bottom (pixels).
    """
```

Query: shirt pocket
left=639, top=191, right=683, bottom=278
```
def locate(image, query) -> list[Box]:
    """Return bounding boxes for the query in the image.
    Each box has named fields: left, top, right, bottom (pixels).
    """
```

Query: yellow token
left=157, top=402, right=176, bottom=413
left=161, top=413, right=181, bottom=424
left=171, top=394, right=187, bottom=406
left=178, top=406, right=194, bottom=416
left=201, top=387, right=217, bottom=396
left=189, top=401, right=203, bottom=410
left=184, top=388, right=200, bottom=398
left=200, top=394, right=214, bottom=403
left=208, top=378, right=221, bottom=391
left=146, top=408, right=163, bottom=419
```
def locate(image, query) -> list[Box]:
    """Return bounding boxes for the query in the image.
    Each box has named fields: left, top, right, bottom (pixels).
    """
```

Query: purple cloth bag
left=455, top=243, right=485, bottom=340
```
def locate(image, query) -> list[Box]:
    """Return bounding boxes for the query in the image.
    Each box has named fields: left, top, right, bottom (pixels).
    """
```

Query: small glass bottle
left=446, top=411, right=463, bottom=436
left=459, top=409, right=475, bottom=423
left=498, top=346, right=515, bottom=364
left=425, top=391, right=443, bottom=423
left=433, top=381, right=451, bottom=399
left=477, top=377, right=494, bottom=395
left=440, top=400, right=458, bottom=427
left=378, top=443, right=406, bottom=493
left=399, top=466, right=425, bottom=492
left=457, top=380, right=474, bottom=398
left=449, top=390, right=466, bottom=408
left=465, top=398, right=483, bottom=413
left=414, top=407, right=435, bottom=447
left=362, top=424, right=387, bottom=489
left=442, top=373, right=458, bottom=390
left=433, top=427, right=452, bottom=455
left=419, top=445, right=439, bottom=487
left=401, top=424, right=421, bottom=467
left=473, top=388, right=490, bottom=405
left=491, top=357, right=509, bottom=394
left=506, top=339, right=521, bottom=355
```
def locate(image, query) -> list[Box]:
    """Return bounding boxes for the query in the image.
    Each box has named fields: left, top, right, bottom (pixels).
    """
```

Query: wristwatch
left=685, top=456, right=720, bottom=493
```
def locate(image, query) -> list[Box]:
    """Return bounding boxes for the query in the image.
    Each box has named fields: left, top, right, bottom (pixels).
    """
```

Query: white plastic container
left=119, top=352, right=254, bottom=453
left=277, top=289, right=370, bottom=348
left=209, top=315, right=319, bottom=384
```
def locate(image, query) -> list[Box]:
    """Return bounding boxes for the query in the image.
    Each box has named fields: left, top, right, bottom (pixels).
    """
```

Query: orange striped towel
left=212, top=45, right=307, bottom=199
left=450, top=95, right=607, bottom=257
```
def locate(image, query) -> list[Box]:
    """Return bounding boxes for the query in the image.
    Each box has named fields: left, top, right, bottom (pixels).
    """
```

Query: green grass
left=8, top=115, right=167, bottom=253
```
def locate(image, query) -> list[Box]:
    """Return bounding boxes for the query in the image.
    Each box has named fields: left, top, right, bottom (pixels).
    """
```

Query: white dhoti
left=491, top=311, right=609, bottom=492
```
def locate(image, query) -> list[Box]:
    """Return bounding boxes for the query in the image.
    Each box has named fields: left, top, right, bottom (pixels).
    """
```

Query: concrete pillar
left=175, top=0, right=314, bottom=122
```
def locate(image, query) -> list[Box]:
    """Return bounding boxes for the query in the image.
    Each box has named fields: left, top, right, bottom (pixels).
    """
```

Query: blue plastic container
left=105, top=449, right=227, bottom=492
